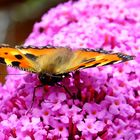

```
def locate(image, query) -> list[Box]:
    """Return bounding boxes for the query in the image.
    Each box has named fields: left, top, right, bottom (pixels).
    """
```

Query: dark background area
left=0, top=0, right=68, bottom=83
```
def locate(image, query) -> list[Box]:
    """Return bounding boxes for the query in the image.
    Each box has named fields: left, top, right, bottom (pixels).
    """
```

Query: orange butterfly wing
left=13, top=46, right=135, bottom=74
left=0, top=44, right=36, bottom=72
left=0, top=44, right=134, bottom=75
left=16, top=45, right=58, bottom=56
left=0, top=44, right=67, bottom=73
left=58, top=48, right=134, bottom=74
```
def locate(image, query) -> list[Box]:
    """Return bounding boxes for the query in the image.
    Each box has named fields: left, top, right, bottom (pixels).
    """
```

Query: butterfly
left=0, top=44, right=134, bottom=86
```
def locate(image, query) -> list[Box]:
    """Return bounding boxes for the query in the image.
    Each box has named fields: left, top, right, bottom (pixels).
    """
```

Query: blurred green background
left=0, top=0, right=68, bottom=83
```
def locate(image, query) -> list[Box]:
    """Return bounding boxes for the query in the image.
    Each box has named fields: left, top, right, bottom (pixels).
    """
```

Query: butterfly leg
left=56, top=83, right=73, bottom=98
left=26, top=84, right=44, bottom=114
left=72, top=71, right=82, bottom=99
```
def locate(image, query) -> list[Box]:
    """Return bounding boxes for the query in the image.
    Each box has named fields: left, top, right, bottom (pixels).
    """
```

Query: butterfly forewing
left=0, top=44, right=36, bottom=72
left=55, top=49, right=133, bottom=74
left=17, top=46, right=59, bottom=57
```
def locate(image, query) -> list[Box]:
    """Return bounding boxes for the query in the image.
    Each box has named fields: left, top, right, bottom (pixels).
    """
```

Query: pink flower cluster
left=0, top=0, right=140, bottom=139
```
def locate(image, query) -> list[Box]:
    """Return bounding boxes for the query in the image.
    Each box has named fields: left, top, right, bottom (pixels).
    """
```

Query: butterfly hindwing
left=17, top=46, right=73, bottom=74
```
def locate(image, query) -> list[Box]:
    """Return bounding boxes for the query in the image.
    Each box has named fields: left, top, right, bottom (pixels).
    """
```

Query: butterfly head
left=38, top=73, right=65, bottom=85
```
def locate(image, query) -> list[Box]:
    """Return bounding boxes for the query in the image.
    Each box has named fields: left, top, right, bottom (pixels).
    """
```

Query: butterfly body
left=38, top=73, right=66, bottom=85
left=34, top=48, right=73, bottom=74
left=0, top=44, right=134, bottom=85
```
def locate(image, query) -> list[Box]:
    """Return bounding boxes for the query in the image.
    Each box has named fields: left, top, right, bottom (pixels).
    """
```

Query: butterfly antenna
left=0, top=73, right=26, bottom=75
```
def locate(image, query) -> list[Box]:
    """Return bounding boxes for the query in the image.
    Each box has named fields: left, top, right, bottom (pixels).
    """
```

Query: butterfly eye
left=38, top=73, right=64, bottom=85
left=38, top=73, right=51, bottom=85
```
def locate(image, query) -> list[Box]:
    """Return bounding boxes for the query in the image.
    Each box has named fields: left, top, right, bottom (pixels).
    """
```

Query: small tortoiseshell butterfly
left=0, top=44, right=134, bottom=85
